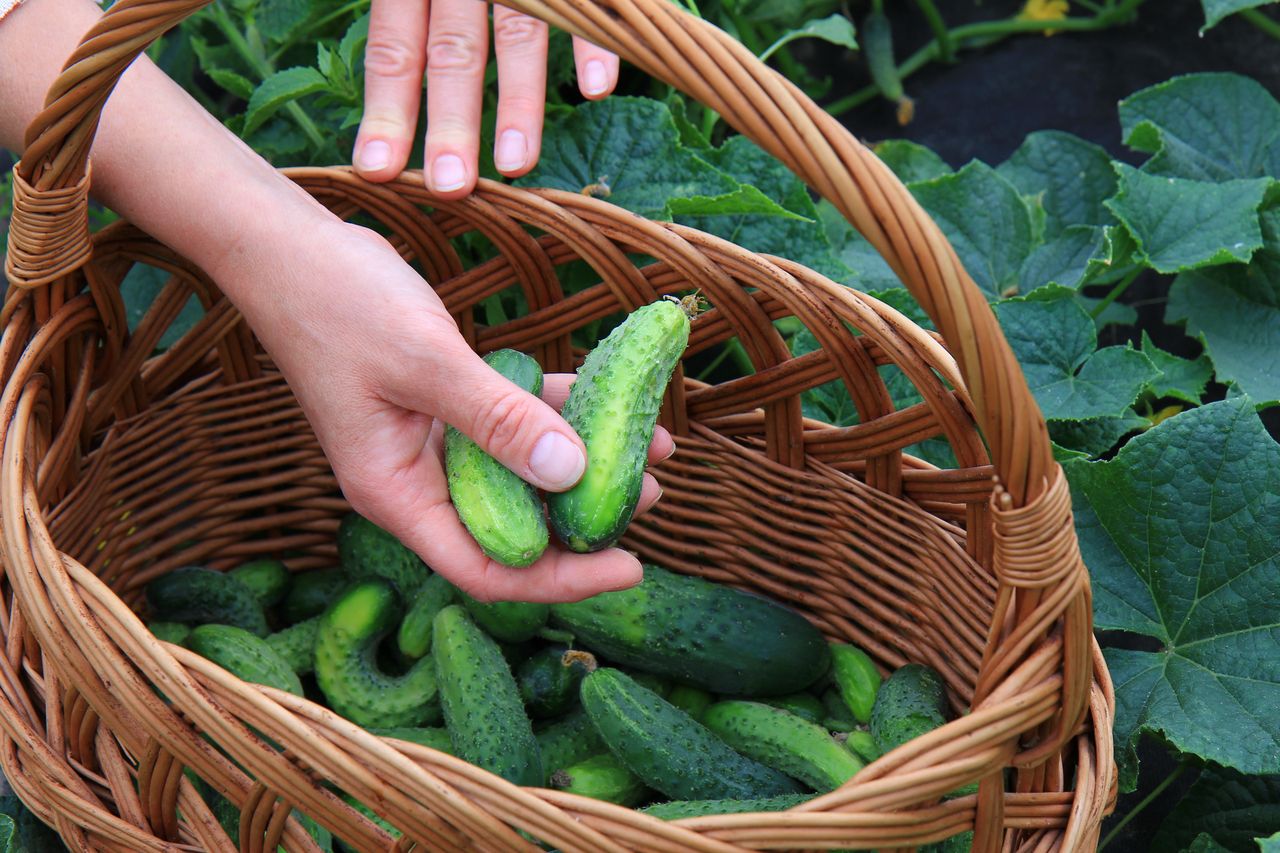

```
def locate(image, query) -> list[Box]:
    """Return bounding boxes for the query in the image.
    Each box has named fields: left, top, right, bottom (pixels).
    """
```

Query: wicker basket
left=0, top=0, right=1117, bottom=850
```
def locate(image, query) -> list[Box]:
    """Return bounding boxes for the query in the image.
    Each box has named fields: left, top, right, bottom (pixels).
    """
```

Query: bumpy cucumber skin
left=518, top=647, right=595, bottom=719
left=830, top=644, right=882, bottom=725
left=580, top=668, right=803, bottom=801
left=149, top=622, right=191, bottom=646
left=337, top=513, right=429, bottom=595
left=459, top=593, right=549, bottom=643
left=666, top=685, right=713, bottom=721
left=314, top=580, right=439, bottom=727
left=280, top=567, right=349, bottom=624
left=188, top=624, right=304, bottom=697
left=369, top=726, right=454, bottom=754
left=446, top=350, right=550, bottom=567
left=228, top=559, right=291, bottom=608
left=870, top=663, right=948, bottom=754
left=265, top=616, right=318, bottom=675
left=703, top=700, right=864, bottom=792
left=535, top=708, right=605, bottom=785
left=550, top=753, right=649, bottom=806
left=551, top=564, right=829, bottom=696
left=397, top=573, right=456, bottom=659
left=433, top=605, right=542, bottom=786
left=641, top=793, right=815, bottom=820
left=842, top=729, right=883, bottom=763
left=761, top=692, right=825, bottom=725
left=146, top=566, right=269, bottom=637
left=548, top=300, right=691, bottom=552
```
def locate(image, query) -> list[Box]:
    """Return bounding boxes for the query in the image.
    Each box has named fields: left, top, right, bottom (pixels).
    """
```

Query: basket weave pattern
left=1, top=1, right=1116, bottom=850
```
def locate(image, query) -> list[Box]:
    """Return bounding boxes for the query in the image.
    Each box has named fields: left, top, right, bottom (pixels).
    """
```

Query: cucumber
left=760, top=692, right=825, bottom=725
left=459, top=592, right=549, bottom=643
left=433, top=605, right=542, bottom=786
left=870, top=664, right=948, bottom=754
left=228, top=558, right=291, bottom=609
left=830, top=644, right=882, bottom=725
left=550, top=753, right=649, bottom=806
left=188, top=624, right=304, bottom=697
left=281, top=567, right=349, bottom=624
left=702, top=700, right=864, bottom=792
left=548, top=298, right=693, bottom=552
left=822, top=686, right=858, bottom=732
left=640, top=793, right=815, bottom=821
left=535, top=708, right=605, bottom=784
left=148, top=621, right=191, bottom=646
left=550, top=564, right=829, bottom=696
left=314, top=580, right=439, bottom=727
left=580, top=668, right=803, bottom=801
left=265, top=616, right=318, bottom=675
left=336, top=512, right=429, bottom=595
left=841, top=729, right=883, bottom=764
left=518, top=647, right=597, bottom=719
left=397, top=573, right=456, bottom=659
left=627, top=670, right=670, bottom=697
left=369, top=726, right=454, bottom=754
left=666, top=685, right=712, bottom=721
left=146, top=566, right=269, bottom=637
left=445, top=350, right=550, bottom=567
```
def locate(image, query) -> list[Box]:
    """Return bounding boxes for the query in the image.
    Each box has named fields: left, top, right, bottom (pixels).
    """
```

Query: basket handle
left=6, top=0, right=1054, bottom=508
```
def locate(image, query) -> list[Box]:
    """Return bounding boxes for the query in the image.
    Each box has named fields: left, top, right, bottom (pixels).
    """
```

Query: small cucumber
left=580, top=668, right=803, bottom=801
left=666, top=685, right=712, bottom=721
left=228, top=558, right=291, bottom=608
left=870, top=664, right=948, bottom=754
left=702, top=700, right=864, bottom=792
left=548, top=298, right=693, bottom=552
left=146, top=566, right=269, bottom=637
left=369, top=726, right=454, bottom=754
left=314, top=580, right=439, bottom=727
left=397, top=573, right=456, bottom=659
left=550, top=753, right=649, bottom=806
left=265, top=616, right=318, bottom=675
left=760, top=692, right=825, bottom=725
left=822, top=686, right=859, bottom=732
left=280, top=567, right=349, bottom=624
left=518, top=647, right=597, bottom=719
left=148, top=622, right=191, bottom=646
left=535, top=708, right=605, bottom=784
left=188, top=624, right=304, bottom=697
left=445, top=350, right=550, bottom=567
left=830, top=644, right=882, bottom=725
left=641, top=793, right=815, bottom=821
left=841, top=729, right=883, bottom=764
left=337, top=512, right=429, bottom=595
left=459, top=592, right=549, bottom=643
left=433, top=605, right=542, bottom=786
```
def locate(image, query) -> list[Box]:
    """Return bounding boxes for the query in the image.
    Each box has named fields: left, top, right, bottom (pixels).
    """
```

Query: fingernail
left=431, top=154, right=467, bottom=192
left=357, top=139, right=391, bottom=172
left=584, top=60, right=609, bottom=96
left=663, top=444, right=676, bottom=461
left=495, top=129, right=529, bottom=172
left=529, top=432, right=586, bottom=490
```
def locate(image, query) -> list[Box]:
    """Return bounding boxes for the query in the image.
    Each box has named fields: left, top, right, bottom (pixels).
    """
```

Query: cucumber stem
left=1240, top=8, right=1280, bottom=42
left=1098, top=760, right=1192, bottom=851
left=1089, top=268, right=1141, bottom=319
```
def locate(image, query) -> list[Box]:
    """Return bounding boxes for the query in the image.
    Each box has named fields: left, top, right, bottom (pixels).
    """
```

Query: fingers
left=541, top=374, right=675, bottom=464
left=572, top=36, right=619, bottom=100
left=354, top=0, right=429, bottom=181
left=424, top=0, right=489, bottom=197
left=634, top=473, right=662, bottom=518
left=491, top=8, right=548, bottom=178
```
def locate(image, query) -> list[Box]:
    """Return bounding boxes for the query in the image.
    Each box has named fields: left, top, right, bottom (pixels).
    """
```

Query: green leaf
left=997, top=131, right=1118, bottom=238
left=732, top=0, right=842, bottom=24
left=909, top=162, right=1036, bottom=299
left=1119, top=73, right=1280, bottom=181
left=1105, top=163, right=1271, bottom=274
left=1019, top=225, right=1107, bottom=290
left=667, top=93, right=712, bottom=149
left=993, top=285, right=1159, bottom=421
left=817, top=200, right=903, bottom=291
left=1189, top=834, right=1238, bottom=853
left=1260, top=830, right=1280, bottom=852
left=339, top=13, right=370, bottom=73
left=244, top=67, right=328, bottom=136
left=759, top=13, right=856, bottom=61
left=1080, top=295, right=1138, bottom=331
left=0, top=813, right=13, bottom=852
left=1048, top=410, right=1147, bottom=457
left=1067, top=398, right=1280, bottom=789
left=874, top=140, right=951, bottom=184
left=1154, top=767, right=1280, bottom=853
left=121, top=264, right=205, bottom=351
left=520, top=98, right=738, bottom=220
left=1141, top=331, right=1212, bottom=404
left=206, top=67, right=254, bottom=100
left=256, top=0, right=313, bottom=41
left=1202, top=0, right=1280, bottom=32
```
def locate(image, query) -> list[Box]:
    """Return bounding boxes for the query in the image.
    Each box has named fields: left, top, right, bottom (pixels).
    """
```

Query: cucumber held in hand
left=445, top=349, right=550, bottom=567
left=548, top=297, right=694, bottom=552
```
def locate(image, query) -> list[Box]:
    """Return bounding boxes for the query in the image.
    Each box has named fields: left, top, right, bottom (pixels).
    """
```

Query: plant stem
left=695, top=340, right=741, bottom=382
left=1089, top=267, right=1142, bottom=319
left=1240, top=7, right=1280, bottom=42
left=269, top=0, right=370, bottom=64
left=911, top=0, right=954, bottom=62
left=1099, top=761, right=1192, bottom=851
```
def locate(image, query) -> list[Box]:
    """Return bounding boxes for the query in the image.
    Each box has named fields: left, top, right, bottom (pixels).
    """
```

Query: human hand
left=352, top=0, right=619, bottom=197
left=229, top=217, right=665, bottom=603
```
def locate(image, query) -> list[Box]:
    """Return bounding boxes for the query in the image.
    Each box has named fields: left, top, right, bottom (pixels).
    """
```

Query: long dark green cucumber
left=830, top=644, right=882, bottom=725
left=369, top=726, right=454, bottom=754
left=535, top=708, right=605, bottom=784
left=433, top=605, right=542, bottom=786
left=146, top=566, right=269, bottom=637
left=641, top=793, right=815, bottom=820
left=445, top=349, right=550, bottom=567
left=228, top=558, right=291, bottom=608
left=188, top=624, right=303, bottom=697
left=870, top=664, right=948, bottom=755
left=548, top=298, right=693, bottom=552
left=397, top=573, right=456, bottom=658
left=550, top=753, right=649, bottom=806
left=702, top=700, right=864, bottom=792
left=459, top=592, right=549, bottom=643
left=265, top=616, right=318, bottom=675
left=580, top=668, right=803, bottom=801
left=280, top=567, right=349, bottom=624
left=336, top=512, right=429, bottom=595
left=550, top=564, right=829, bottom=695
left=313, top=580, right=439, bottom=727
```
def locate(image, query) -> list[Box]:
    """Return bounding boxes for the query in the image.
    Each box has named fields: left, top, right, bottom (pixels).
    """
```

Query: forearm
left=0, top=0, right=338, bottom=306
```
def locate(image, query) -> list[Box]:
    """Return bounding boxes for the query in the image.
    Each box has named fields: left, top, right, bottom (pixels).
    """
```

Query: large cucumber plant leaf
left=1153, top=767, right=1280, bottom=853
